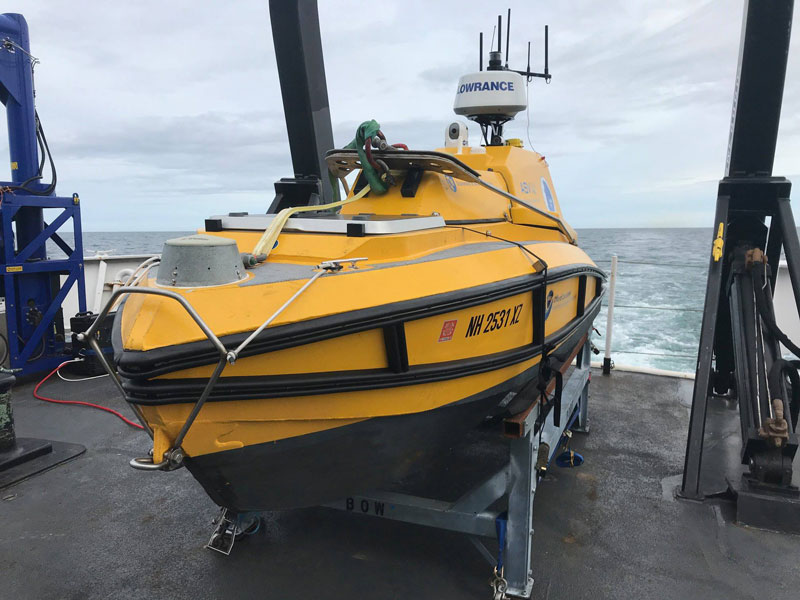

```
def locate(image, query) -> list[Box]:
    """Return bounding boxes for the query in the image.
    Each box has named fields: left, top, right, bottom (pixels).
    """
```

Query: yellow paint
left=585, top=277, right=598, bottom=306
left=5, top=266, right=22, bottom=273
left=712, top=222, right=724, bottom=262
left=334, top=145, right=568, bottom=234
left=10, top=161, right=18, bottom=170
left=117, top=143, right=604, bottom=464
left=160, top=328, right=388, bottom=379
left=405, top=292, right=532, bottom=365
left=121, top=240, right=594, bottom=352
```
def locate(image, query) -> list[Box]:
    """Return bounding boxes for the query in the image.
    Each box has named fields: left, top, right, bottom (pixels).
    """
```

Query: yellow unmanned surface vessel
left=105, top=19, right=604, bottom=513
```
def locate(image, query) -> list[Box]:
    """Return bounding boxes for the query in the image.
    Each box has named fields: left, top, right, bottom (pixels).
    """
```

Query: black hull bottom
left=185, top=325, right=589, bottom=512
left=185, top=379, right=514, bottom=512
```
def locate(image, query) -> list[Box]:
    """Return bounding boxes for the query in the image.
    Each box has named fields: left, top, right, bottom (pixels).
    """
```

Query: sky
left=1, top=0, right=799, bottom=231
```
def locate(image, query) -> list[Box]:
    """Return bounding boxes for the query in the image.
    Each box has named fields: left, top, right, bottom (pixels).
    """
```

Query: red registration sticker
left=438, top=319, right=457, bottom=342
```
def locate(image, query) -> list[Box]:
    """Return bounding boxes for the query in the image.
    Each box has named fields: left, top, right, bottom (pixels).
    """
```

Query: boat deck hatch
left=205, top=213, right=446, bottom=235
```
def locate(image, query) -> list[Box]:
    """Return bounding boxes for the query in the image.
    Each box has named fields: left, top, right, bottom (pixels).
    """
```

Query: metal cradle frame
left=324, top=341, right=591, bottom=599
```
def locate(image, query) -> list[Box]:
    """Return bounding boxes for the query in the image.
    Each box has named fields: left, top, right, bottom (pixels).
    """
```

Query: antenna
left=544, top=25, right=549, bottom=78
left=505, top=8, right=511, bottom=67
left=513, top=26, right=551, bottom=82
left=460, top=8, right=553, bottom=146
left=526, top=41, right=531, bottom=74
left=471, top=9, right=551, bottom=80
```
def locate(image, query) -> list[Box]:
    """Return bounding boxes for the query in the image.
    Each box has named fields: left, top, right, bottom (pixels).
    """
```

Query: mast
left=268, top=0, right=334, bottom=205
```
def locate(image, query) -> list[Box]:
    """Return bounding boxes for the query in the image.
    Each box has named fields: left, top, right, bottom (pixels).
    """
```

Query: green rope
left=330, top=119, right=389, bottom=202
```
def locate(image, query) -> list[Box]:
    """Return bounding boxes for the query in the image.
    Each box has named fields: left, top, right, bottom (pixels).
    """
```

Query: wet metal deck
left=2, top=369, right=799, bottom=599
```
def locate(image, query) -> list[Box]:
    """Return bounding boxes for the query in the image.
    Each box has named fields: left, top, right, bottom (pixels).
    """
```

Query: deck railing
left=593, top=255, right=704, bottom=376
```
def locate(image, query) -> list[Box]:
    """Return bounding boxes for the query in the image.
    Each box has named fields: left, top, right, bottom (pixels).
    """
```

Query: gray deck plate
left=0, top=437, right=85, bottom=488
left=1, top=370, right=798, bottom=599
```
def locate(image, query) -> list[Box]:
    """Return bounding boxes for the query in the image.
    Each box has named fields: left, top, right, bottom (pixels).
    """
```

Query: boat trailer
left=323, top=343, right=591, bottom=599
left=207, top=339, right=593, bottom=600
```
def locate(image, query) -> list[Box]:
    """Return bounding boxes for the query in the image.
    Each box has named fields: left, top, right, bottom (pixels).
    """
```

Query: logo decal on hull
left=545, top=290, right=572, bottom=320
left=438, top=319, right=458, bottom=342
left=541, top=177, right=556, bottom=212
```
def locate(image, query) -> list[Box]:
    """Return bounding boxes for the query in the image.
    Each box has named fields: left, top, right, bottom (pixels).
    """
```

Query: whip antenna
left=526, top=41, right=531, bottom=74
left=456, top=8, right=554, bottom=146
left=544, top=25, right=549, bottom=78
left=505, top=8, right=511, bottom=67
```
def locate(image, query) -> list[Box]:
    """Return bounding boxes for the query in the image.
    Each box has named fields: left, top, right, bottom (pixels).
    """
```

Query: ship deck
left=2, top=368, right=799, bottom=599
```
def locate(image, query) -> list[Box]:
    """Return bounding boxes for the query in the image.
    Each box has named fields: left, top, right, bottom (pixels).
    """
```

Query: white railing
left=594, top=254, right=706, bottom=379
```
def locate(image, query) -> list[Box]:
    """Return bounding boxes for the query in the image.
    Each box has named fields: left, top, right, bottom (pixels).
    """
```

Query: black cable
left=0, top=333, right=8, bottom=365
left=36, top=115, right=46, bottom=176
left=3, top=110, right=57, bottom=196
left=32, top=111, right=57, bottom=195
left=17, top=333, right=45, bottom=362
left=448, top=224, right=564, bottom=418
left=752, top=265, right=800, bottom=428
left=753, top=266, right=800, bottom=358
left=444, top=227, right=550, bottom=341
left=445, top=224, right=549, bottom=274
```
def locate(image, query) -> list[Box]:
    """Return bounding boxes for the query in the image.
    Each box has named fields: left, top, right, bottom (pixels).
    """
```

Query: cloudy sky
left=2, top=0, right=799, bottom=230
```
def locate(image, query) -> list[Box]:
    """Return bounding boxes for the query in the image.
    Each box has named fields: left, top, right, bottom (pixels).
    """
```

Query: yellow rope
left=253, top=184, right=371, bottom=257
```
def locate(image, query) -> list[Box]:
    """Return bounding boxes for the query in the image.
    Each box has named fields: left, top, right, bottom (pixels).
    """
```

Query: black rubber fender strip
left=115, top=264, right=605, bottom=380
left=122, top=298, right=601, bottom=405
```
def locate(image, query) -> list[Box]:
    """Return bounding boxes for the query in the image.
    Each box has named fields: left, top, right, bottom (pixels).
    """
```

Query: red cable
left=33, top=361, right=144, bottom=430
left=364, top=136, right=381, bottom=170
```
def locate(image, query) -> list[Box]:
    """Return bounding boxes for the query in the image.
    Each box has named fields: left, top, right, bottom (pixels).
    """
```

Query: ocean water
left=54, top=228, right=713, bottom=374
left=579, top=228, right=709, bottom=374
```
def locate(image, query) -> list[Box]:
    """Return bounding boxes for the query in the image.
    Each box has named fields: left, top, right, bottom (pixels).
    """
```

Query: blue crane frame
left=0, top=13, right=86, bottom=375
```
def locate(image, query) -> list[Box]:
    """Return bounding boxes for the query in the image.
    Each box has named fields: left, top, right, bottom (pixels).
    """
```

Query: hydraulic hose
left=752, top=263, right=800, bottom=428
left=753, top=265, right=800, bottom=357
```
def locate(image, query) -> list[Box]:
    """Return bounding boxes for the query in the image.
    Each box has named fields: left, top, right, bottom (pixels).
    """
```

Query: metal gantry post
left=267, top=0, right=335, bottom=206
left=679, top=195, right=730, bottom=500
left=0, top=14, right=87, bottom=375
left=679, top=0, right=800, bottom=530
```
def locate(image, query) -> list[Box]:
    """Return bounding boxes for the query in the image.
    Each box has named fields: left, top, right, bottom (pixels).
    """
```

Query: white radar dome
left=453, top=71, right=527, bottom=118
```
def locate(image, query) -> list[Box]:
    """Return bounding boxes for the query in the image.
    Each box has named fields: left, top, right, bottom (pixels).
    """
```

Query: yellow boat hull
left=114, top=146, right=604, bottom=510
